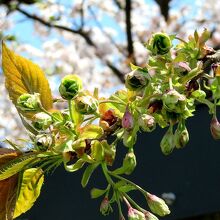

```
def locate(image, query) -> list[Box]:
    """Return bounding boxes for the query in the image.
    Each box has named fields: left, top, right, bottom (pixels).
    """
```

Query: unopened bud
left=174, top=121, right=189, bottom=149
left=75, top=95, right=98, bottom=115
left=139, top=114, right=156, bottom=132
left=125, top=69, right=149, bottom=91
left=122, top=107, right=134, bottom=130
left=59, top=74, right=82, bottom=100
left=35, top=134, right=53, bottom=151
left=146, top=193, right=170, bottom=217
left=32, top=112, right=52, bottom=130
left=144, top=211, right=159, bottom=220
left=123, top=150, right=137, bottom=175
left=160, top=126, right=175, bottom=155
left=210, top=116, right=220, bottom=140
left=17, top=93, right=40, bottom=111
left=128, top=207, right=145, bottom=220
left=147, top=32, right=172, bottom=55
left=163, top=89, right=186, bottom=113
left=100, top=197, right=113, bottom=216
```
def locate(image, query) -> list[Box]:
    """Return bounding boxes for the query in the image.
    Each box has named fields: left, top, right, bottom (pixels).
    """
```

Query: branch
left=15, top=6, right=126, bottom=82
left=125, top=0, right=135, bottom=63
left=154, top=0, right=170, bottom=21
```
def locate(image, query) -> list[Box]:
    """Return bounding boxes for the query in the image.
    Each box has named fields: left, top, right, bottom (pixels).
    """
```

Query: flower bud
left=125, top=69, right=149, bottom=91
left=32, top=112, right=52, bottom=130
left=174, top=121, right=189, bottom=149
left=100, top=197, right=113, bottom=216
left=75, top=95, right=98, bottom=115
left=123, top=150, right=137, bottom=175
left=163, top=89, right=186, bottom=113
left=122, top=107, right=134, bottom=130
left=146, top=193, right=170, bottom=217
left=17, top=93, right=40, bottom=111
left=160, top=126, right=175, bottom=155
left=35, top=134, right=53, bottom=151
left=210, top=116, right=220, bottom=140
left=128, top=207, right=145, bottom=220
left=144, top=211, right=159, bottom=220
left=59, top=74, right=82, bottom=100
left=147, top=32, right=172, bottom=55
left=138, top=114, right=156, bottom=132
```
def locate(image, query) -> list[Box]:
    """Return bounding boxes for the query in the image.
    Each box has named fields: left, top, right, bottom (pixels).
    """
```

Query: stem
left=175, top=36, right=187, bottom=44
left=123, top=193, right=146, bottom=213
left=109, top=172, right=147, bottom=195
left=101, top=163, right=115, bottom=187
left=68, top=100, right=74, bottom=123
left=169, top=77, right=173, bottom=90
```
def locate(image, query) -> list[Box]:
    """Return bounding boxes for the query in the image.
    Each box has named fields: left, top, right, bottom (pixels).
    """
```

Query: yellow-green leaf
left=2, top=43, right=53, bottom=118
left=79, top=125, right=104, bottom=139
left=13, top=168, right=44, bottom=218
left=0, top=153, right=39, bottom=181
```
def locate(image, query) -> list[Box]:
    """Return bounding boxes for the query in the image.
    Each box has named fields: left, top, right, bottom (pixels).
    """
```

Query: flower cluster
left=1, top=29, right=220, bottom=220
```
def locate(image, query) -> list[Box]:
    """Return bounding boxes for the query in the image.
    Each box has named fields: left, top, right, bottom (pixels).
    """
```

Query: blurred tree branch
left=154, top=0, right=171, bottom=21
left=15, top=5, right=126, bottom=82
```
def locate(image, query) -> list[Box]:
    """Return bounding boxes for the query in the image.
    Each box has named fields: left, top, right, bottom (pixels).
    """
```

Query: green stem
left=109, top=172, right=147, bottom=195
left=101, top=163, right=115, bottom=187
left=169, top=77, right=173, bottom=90
left=123, top=193, right=146, bottom=213
left=175, top=36, right=187, bottom=44
left=68, top=100, right=74, bottom=123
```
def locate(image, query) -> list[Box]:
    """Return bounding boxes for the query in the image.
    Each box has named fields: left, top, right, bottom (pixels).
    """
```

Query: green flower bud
left=100, top=197, right=113, bottom=216
left=17, top=93, right=40, bottom=111
left=122, top=150, right=137, bottom=175
left=144, top=211, right=159, bottom=220
left=163, top=89, right=186, bottom=113
left=32, top=112, right=52, bottom=130
left=147, top=32, right=172, bottom=55
left=75, top=95, right=98, bottom=115
left=174, top=121, right=189, bottom=148
left=160, top=125, right=175, bottom=155
left=138, top=114, right=156, bottom=132
left=125, top=69, right=149, bottom=91
left=191, top=90, right=206, bottom=100
left=59, top=74, right=82, bottom=100
left=146, top=193, right=170, bottom=217
left=128, top=208, right=145, bottom=220
left=35, top=134, right=53, bottom=151
left=210, top=116, right=220, bottom=140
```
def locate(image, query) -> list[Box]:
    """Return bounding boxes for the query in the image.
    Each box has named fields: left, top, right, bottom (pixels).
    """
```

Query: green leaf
left=91, top=140, right=104, bottom=162
left=0, top=153, right=39, bottom=181
left=13, top=168, right=44, bottom=218
left=79, top=125, right=103, bottom=139
left=70, top=101, right=84, bottom=127
left=2, top=43, right=53, bottom=118
left=64, top=159, right=85, bottom=172
left=90, top=187, right=107, bottom=199
left=81, top=163, right=99, bottom=188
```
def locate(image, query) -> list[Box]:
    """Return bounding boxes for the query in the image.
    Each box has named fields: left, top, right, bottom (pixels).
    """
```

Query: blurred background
left=1, top=0, right=220, bottom=219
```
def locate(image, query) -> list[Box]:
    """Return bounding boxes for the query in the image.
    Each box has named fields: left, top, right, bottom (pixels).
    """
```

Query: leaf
left=79, top=125, right=103, bottom=139
left=91, top=140, right=104, bottom=161
left=2, top=43, right=53, bottom=118
left=81, top=163, right=99, bottom=188
left=70, top=101, right=84, bottom=128
left=13, top=168, right=44, bottom=218
left=64, top=159, right=85, bottom=172
left=0, top=149, right=20, bottom=220
left=0, top=153, right=39, bottom=181
left=91, top=187, right=107, bottom=199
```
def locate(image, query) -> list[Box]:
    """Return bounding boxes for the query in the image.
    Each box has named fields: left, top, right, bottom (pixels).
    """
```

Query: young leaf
left=64, top=159, right=85, bottom=172
left=91, top=187, right=107, bottom=199
left=13, top=168, right=44, bottom=218
left=81, top=163, right=99, bottom=188
left=2, top=43, right=53, bottom=118
left=0, top=153, right=39, bottom=181
left=0, top=148, right=20, bottom=220
left=79, top=125, right=103, bottom=139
